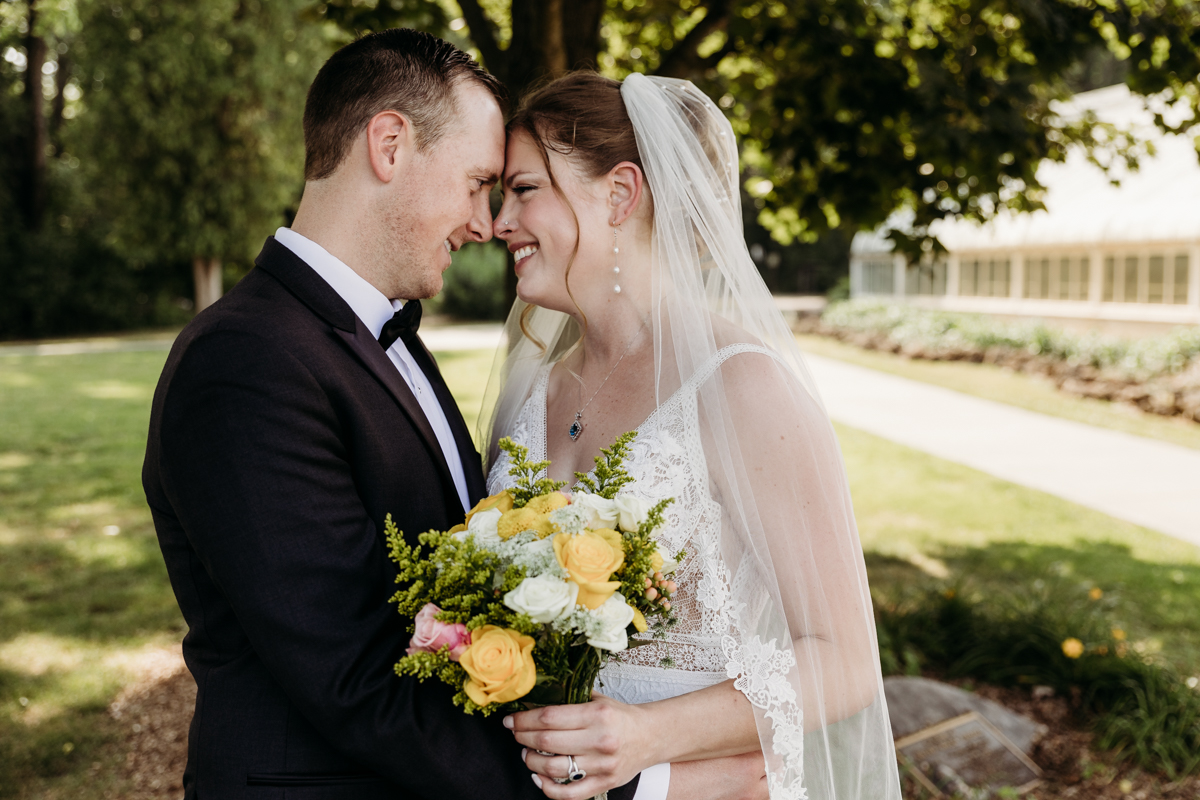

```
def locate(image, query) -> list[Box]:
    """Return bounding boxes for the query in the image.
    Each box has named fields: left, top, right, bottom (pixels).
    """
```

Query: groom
left=143, top=29, right=639, bottom=800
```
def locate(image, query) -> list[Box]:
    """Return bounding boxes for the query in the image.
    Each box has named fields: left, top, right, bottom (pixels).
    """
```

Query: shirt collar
left=274, top=227, right=401, bottom=339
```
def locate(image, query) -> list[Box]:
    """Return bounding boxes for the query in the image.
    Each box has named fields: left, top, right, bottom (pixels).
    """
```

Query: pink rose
left=406, top=603, right=471, bottom=661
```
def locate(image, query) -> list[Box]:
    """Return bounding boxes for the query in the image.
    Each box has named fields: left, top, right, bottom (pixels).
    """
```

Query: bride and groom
left=143, top=27, right=900, bottom=800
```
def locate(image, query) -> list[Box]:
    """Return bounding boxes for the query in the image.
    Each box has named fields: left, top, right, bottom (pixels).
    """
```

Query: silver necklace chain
left=569, top=330, right=643, bottom=441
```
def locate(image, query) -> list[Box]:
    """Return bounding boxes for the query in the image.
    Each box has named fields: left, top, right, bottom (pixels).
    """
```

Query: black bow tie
left=378, top=299, right=422, bottom=351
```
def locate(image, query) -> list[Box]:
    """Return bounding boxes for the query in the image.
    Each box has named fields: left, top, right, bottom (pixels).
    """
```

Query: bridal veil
left=481, top=72, right=901, bottom=800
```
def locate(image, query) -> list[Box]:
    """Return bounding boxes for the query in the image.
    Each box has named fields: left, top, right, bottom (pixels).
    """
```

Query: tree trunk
left=192, top=257, right=223, bottom=312
left=562, top=0, right=604, bottom=71
left=22, top=1, right=48, bottom=231
left=50, top=53, right=69, bottom=150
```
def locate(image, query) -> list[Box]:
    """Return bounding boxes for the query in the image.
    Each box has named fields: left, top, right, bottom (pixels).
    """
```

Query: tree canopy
left=3, top=0, right=1199, bottom=337
left=313, top=0, right=1200, bottom=254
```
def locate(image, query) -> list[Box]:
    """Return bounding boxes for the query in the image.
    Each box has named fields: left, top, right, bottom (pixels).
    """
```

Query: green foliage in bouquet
left=496, top=437, right=565, bottom=507
left=573, top=430, right=638, bottom=499
left=385, top=516, right=536, bottom=716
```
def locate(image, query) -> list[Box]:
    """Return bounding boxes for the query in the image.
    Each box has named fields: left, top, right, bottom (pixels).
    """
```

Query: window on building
left=1102, top=253, right=1189, bottom=304
left=905, top=261, right=947, bottom=296
left=1172, top=254, right=1190, bottom=305
left=960, top=258, right=1010, bottom=297
left=860, top=259, right=894, bottom=294
left=1025, top=256, right=1092, bottom=301
left=1024, top=257, right=1051, bottom=299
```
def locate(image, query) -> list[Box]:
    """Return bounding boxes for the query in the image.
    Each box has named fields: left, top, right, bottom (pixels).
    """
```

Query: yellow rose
left=631, top=607, right=648, bottom=633
left=460, top=626, right=537, bottom=706
left=465, top=491, right=514, bottom=526
left=649, top=550, right=664, bottom=573
left=553, top=529, right=624, bottom=609
left=526, top=492, right=569, bottom=515
left=448, top=523, right=468, bottom=535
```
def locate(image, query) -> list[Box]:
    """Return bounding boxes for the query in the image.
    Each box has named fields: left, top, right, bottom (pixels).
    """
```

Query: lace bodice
left=487, top=344, right=777, bottom=700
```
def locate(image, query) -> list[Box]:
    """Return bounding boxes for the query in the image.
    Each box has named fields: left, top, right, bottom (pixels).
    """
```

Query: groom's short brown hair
left=302, top=28, right=505, bottom=181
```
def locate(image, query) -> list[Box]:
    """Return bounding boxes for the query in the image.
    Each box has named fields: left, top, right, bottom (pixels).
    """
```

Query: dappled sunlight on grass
left=75, top=380, right=153, bottom=401
left=839, top=423, right=1200, bottom=673
left=2, top=343, right=1197, bottom=797
left=0, top=351, right=179, bottom=797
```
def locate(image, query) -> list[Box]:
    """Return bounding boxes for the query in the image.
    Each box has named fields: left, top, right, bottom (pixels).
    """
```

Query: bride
left=481, top=71, right=900, bottom=800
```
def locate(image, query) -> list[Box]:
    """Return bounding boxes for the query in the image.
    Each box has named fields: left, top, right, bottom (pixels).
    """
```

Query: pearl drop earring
left=612, top=225, right=621, bottom=294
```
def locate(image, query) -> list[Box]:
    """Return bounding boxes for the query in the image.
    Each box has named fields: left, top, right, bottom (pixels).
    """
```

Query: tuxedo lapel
left=254, top=237, right=462, bottom=514
left=407, top=336, right=488, bottom=504
left=335, top=321, right=461, bottom=512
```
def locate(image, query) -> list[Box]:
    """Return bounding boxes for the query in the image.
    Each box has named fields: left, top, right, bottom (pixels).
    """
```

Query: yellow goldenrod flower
left=1061, top=638, right=1084, bottom=659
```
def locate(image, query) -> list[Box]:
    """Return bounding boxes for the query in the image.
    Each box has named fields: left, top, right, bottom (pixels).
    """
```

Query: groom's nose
left=464, top=193, right=494, bottom=244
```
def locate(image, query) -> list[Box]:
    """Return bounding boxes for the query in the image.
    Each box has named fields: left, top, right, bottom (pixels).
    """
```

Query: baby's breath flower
left=549, top=504, right=590, bottom=535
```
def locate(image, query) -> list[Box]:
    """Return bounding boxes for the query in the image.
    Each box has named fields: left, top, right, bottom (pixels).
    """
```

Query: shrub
left=876, top=580, right=1200, bottom=777
left=823, top=300, right=1200, bottom=380
left=434, top=241, right=509, bottom=321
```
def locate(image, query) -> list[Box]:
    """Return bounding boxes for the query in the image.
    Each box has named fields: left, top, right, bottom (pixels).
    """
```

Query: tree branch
left=457, top=0, right=506, bottom=80
left=654, top=0, right=734, bottom=79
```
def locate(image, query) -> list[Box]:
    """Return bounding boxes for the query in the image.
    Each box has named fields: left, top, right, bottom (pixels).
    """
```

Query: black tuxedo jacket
left=143, top=238, right=638, bottom=800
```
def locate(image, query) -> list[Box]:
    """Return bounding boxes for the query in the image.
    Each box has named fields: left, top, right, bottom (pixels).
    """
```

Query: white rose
left=504, top=575, right=579, bottom=624
left=466, top=507, right=502, bottom=548
left=571, top=492, right=619, bottom=528
left=614, top=495, right=651, bottom=532
left=659, top=555, right=679, bottom=575
left=587, top=593, right=635, bottom=652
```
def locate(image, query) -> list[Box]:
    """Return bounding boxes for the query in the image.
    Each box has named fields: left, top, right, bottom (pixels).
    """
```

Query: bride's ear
left=607, top=162, right=645, bottom=225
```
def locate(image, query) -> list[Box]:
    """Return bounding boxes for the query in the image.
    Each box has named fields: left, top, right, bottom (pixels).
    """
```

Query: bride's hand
left=506, top=694, right=652, bottom=799
left=666, top=753, right=768, bottom=800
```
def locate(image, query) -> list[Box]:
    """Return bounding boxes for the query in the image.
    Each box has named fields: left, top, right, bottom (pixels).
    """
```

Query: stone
left=897, top=712, right=1042, bottom=796
left=886, top=677, right=1046, bottom=795
left=885, top=677, right=1046, bottom=753
left=1146, top=390, right=1179, bottom=416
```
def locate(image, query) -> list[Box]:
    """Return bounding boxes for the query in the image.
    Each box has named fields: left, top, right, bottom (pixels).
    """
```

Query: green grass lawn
left=1, top=345, right=1197, bottom=797
left=796, top=333, right=1200, bottom=451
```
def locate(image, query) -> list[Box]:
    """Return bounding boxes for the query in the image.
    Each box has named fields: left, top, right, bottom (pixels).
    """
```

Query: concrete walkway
left=805, top=354, right=1200, bottom=547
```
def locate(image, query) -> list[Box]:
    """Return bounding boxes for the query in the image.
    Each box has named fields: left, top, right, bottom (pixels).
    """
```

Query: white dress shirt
left=274, top=227, right=470, bottom=513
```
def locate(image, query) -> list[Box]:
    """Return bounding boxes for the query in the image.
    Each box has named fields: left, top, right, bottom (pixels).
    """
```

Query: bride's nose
left=494, top=214, right=517, bottom=239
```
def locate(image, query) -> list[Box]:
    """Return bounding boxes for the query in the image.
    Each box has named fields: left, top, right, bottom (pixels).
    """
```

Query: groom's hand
left=506, top=695, right=653, bottom=799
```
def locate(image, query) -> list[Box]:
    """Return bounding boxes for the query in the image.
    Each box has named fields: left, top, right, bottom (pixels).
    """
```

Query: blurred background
left=2, top=0, right=1199, bottom=797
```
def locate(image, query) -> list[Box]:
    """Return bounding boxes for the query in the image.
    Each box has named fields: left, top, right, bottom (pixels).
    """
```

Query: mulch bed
left=901, top=680, right=1200, bottom=799
left=108, top=648, right=1199, bottom=799
left=108, top=649, right=194, bottom=800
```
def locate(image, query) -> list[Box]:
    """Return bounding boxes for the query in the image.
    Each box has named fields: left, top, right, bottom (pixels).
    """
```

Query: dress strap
left=681, top=343, right=785, bottom=396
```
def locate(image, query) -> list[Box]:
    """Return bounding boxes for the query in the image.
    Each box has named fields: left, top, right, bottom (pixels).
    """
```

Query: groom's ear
left=607, top=162, right=645, bottom=225
left=365, top=110, right=414, bottom=184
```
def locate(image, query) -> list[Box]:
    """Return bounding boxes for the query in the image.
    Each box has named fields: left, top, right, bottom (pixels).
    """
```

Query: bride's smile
left=495, top=129, right=650, bottom=321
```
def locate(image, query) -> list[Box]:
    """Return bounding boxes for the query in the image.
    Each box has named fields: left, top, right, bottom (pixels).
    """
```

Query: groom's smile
left=389, top=80, right=504, bottom=300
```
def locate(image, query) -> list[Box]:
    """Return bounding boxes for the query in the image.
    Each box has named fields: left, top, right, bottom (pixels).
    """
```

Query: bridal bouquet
left=386, top=432, right=680, bottom=715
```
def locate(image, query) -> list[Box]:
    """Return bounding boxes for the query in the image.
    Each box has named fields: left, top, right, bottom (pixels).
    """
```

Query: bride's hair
left=507, top=72, right=649, bottom=348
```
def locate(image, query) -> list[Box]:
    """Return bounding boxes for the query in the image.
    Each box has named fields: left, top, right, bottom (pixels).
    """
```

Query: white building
left=850, top=85, right=1200, bottom=329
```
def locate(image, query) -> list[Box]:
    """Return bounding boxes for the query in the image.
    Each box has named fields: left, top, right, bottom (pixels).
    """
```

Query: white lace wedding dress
left=488, top=344, right=778, bottom=706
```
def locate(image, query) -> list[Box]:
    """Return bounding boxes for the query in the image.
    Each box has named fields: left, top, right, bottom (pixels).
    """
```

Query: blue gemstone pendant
left=569, top=412, right=583, bottom=441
